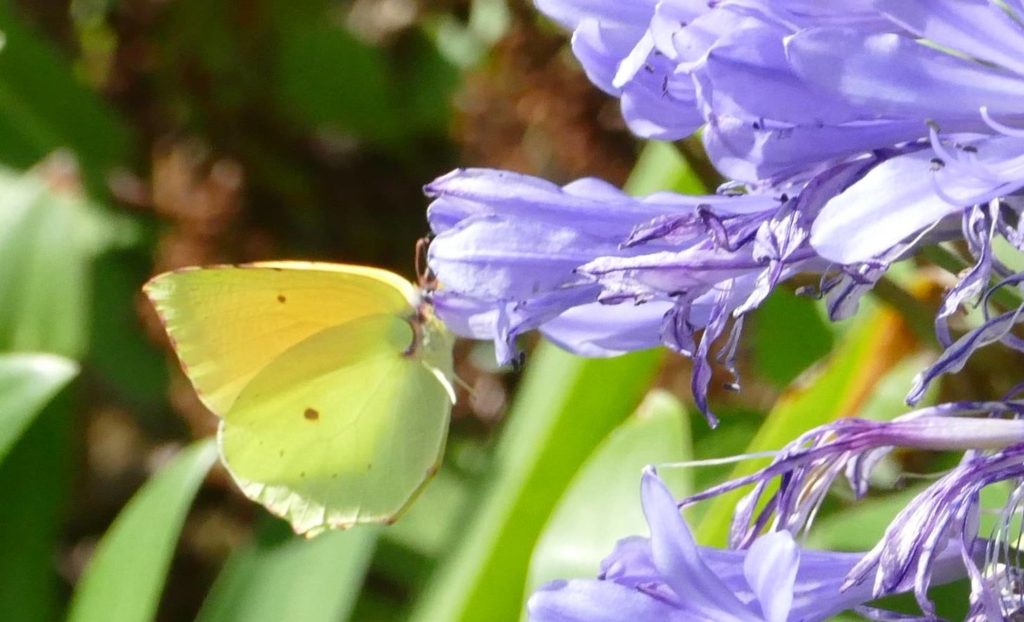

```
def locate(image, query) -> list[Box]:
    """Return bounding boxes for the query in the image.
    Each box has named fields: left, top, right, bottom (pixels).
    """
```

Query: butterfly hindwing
left=219, top=314, right=453, bottom=534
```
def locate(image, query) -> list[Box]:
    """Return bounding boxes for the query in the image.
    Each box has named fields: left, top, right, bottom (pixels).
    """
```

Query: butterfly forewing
left=143, top=262, right=416, bottom=415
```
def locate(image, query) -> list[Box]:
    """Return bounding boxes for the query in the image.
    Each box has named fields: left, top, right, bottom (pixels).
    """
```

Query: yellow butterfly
left=144, top=261, right=455, bottom=535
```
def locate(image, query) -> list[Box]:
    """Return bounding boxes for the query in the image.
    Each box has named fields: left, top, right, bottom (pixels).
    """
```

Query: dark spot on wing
left=300, top=471, right=306, bottom=478
left=277, top=294, right=286, bottom=303
left=331, top=473, right=338, bottom=479
left=279, top=450, right=285, bottom=458
left=304, top=407, right=320, bottom=421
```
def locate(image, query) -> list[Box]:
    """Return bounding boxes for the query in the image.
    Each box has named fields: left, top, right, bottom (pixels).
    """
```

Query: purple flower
left=426, top=1, right=1024, bottom=422
left=529, top=468, right=873, bottom=621
left=682, top=402, right=1024, bottom=538
left=532, top=0, right=708, bottom=139
left=909, top=277, right=1024, bottom=406
left=847, top=446, right=1024, bottom=620
left=679, top=399, right=1024, bottom=617
left=732, top=1, right=1024, bottom=265
left=528, top=467, right=974, bottom=621
left=425, top=167, right=848, bottom=423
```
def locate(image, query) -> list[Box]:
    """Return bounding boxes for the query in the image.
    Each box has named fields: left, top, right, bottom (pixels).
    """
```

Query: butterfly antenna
left=415, top=236, right=438, bottom=291
left=453, top=373, right=475, bottom=396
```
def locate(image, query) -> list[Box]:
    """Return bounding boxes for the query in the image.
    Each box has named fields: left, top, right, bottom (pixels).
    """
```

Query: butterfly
left=144, top=261, right=455, bottom=536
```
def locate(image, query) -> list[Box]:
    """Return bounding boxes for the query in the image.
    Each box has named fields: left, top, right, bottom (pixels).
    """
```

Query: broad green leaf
left=0, top=389, right=73, bottom=622
left=0, top=163, right=125, bottom=357
left=68, top=440, right=218, bottom=622
left=408, top=343, right=662, bottom=622
left=858, top=353, right=937, bottom=422
left=696, top=301, right=921, bottom=546
left=0, top=1, right=132, bottom=188
left=0, top=353, right=77, bottom=463
left=625, top=141, right=706, bottom=195
left=525, top=390, right=692, bottom=601
left=87, top=250, right=169, bottom=404
left=275, top=23, right=401, bottom=146
left=751, top=288, right=834, bottom=387
left=808, top=486, right=928, bottom=552
left=381, top=467, right=470, bottom=558
left=398, top=33, right=460, bottom=137
left=196, top=519, right=377, bottom=622
left=376, top=469, right=471, bottom=590
left=376, top=468, right=471, bottom=589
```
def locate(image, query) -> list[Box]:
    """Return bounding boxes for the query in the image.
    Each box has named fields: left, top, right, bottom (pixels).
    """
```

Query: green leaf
left=381, top=467, right=470, bottom=558
left=196, top=519, right=378, bottom=622
left=808, top=486, right=927, bottom=552
left=525, top=390, right=692, bottom=599
left=408, top=343, right=662, bottom=622
left=0, top=353, right=77, bottom=463
left=696, top=302, right=921, bottom=546
left=751, top=289, right=834, bottom=387
left=624, top=141, right=707, bottom=195
left=275, top=23, right=402, bottom=146
left=87, top=250, right=169, bottom=405
left=0, top=388, right=74, bottom=622
left=68, top=440, right=218, bottom=622
left=0, top=1, right=132, bottom=188
left=425, top=0, right=510, bottom=69
left=0, top=163, right=124, bottom=357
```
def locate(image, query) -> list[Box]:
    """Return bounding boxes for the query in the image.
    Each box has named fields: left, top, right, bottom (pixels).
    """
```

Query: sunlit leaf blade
left=0, top=353, right=77, bottom=463
left=196, top=519, right=378, bottom=622
left=696, top=302, right=921, bottom=546
left=624, top=140, right=706, bottom=195
left=525, top=390, right=692, bottom=602
left=0, top=163, right=122, bottom=357
left=68, top=440, right=218, bottom=622
left=408, top=343, right=662, bottom=622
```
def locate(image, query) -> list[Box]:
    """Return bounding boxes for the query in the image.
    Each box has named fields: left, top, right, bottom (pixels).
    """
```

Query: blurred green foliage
left=0, top=1, right=1005, bottom=620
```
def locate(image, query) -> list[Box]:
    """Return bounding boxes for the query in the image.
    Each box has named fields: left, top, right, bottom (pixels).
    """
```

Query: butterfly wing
left=143, top=262, right=417, bottom=415
left=219, top=313, right=455, bottom=534
left=144, top=261, right=455, bottom=533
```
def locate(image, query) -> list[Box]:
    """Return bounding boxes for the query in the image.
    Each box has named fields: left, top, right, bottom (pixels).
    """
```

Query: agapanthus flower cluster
left=529, top=468, right=979, bottom=621
left=421, top=0, right=1024, bottom=618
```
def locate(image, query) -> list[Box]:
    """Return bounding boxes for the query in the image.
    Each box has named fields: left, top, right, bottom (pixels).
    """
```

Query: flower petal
left=743, top=531, right=800, bottom=622
left=811, top=149, right=973, bottom=263
left=640, top=468, right=755, bottom=620
left=540, top=300, right=671, bottom=358
left=877, top=0, right=1024, bottom=77
left=528, top=579, right=690, bottom=622
left=786, top=28, right=1024, bottom=119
